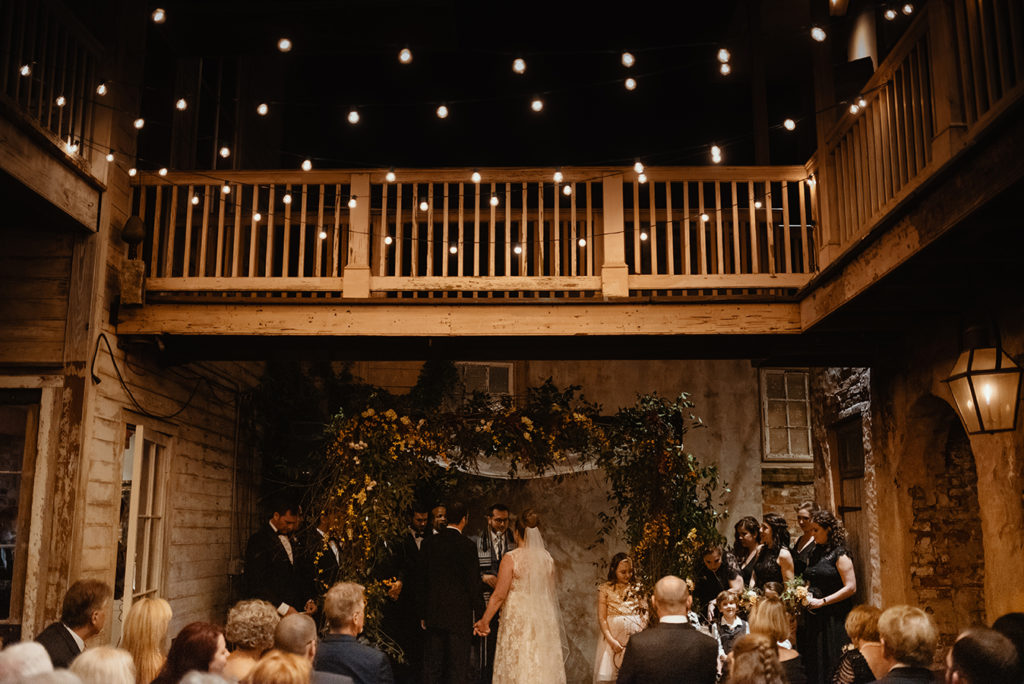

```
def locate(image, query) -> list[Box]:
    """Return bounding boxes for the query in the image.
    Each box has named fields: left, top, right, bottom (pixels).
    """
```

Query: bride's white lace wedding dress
left=491, top=529, right=567, bottom=684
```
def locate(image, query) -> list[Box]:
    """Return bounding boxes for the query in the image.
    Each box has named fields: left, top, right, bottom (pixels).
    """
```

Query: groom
left=419, top=501, right=484, bottom=684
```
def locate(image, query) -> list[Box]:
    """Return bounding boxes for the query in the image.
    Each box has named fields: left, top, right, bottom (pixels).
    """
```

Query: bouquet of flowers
left=738, top=587, right=763, bottom=614
left=780, top=576, right=811, bottom=616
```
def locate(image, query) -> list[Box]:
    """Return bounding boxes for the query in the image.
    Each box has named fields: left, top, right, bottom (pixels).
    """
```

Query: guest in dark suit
left=946, top=627, right=1021, bottom=684
left=315, top=582, right=394, bottom=684
left=419, top=501, right=484, bottom=684
left=35, top=579, right=112, bottom=669
left=616, top=575, right=718, bottom=684
left=871, top=605, right=938, bottom=683
left=472, top=503, right=514, bottom=683
left=388, top=504, right=431, bottom=683
left=274, top=613, right=354, bottom=684
left=244, top=494, right=311, bottom=616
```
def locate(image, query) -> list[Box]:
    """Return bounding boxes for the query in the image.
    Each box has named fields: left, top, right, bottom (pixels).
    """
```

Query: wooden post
left=928, top=0, right=967, bottom=162
left=600, top=174, right=628, bottom=298
left=343, top=174, right=371, bottom=297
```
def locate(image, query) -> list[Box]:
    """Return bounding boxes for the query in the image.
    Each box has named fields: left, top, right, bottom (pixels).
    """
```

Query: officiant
left=473, top=503, right=515, bottom=683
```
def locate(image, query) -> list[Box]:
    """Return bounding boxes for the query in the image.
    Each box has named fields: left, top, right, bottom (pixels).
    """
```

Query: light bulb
left=640, top=231, right=648, bottom=241
left=65, top=140, right=79, bottom=154
left=562, top=184, right=572, bottom=196
left=857, top=97, right=867, bottom=108
left=638, top=173, right=647, bottom=184
left=902, top=3, right=914, bottom=14
left=385, top=169, right=396, bottom=183
left=302, top=159, right=312, bottom=171
left=783, top=118, right=796, bottom=131
left=982, top=383, right=993, bottom=404
left=158, top=167, right=168, bottom=176
left=399, top=48, right=413, bottom=64
left=348, top=197, right=358, bottom=209
left=191, top=195, right=200, bottom=205
left=347, top=110, right=360, bottom=124
left=318, top=230, right=327, bottom=240
left=530, top=98, right=544, bottom=112
left=128, top=168, right=137, bottom=177
left=134, top=118, right=145, bottom=129
left=807, top=177, right=817, bottom=187
left=96, top=83, right=107, bottom=96
left=754, top=200, right=763, bottom=209
left=720, top=63, right=732, bottom=75
left=634, top=161, right=644, bottom=173
left=553, top=170, right=563, bottom=183
left=55, top=95, right=66, bottom=107
left=175, top=98, right=187, bottom=111
left=419, top=200, right=429, bottom=211
left=151, top=8, right=165, bottom=23
left=384, top=235, right=393, bottom=245
left=471, top=171, right=481, bottom=183
left=701, top=213, right=710, bottom=222
left=277, top=38, right=292, bottom=53
left=512, top=58, right=526, bottom=74
left=283, top=194, right=292, bottom=204
left=221, top=185, right=231, bottom=194
left=717, top=48, right=731, bottom=63
left=885, top=8, right=898, bottom=20
left=436, top=105, right=449, bottom=119
left=711, top=153, right=722, bottom=164
left=578, top=238, right=586, bottom=247
left=625, top=77, right=637, bottom=90
left=811, top=26, right=827, bottom=42
left=256, top=103, right=269, bottom=116
left=621, top=51, right=635, bottom=67
left=711, top=145, right=722, bottom=157
left=449, top=245, right=458, bottom=254
left=105, top=151, right=115, bottom=162
left=513, top=245, right=523, bottom=255
left=490, top=195, right=499, bottom=207
left=219, top=146, right=230, bottom=158
left=849, top=103, right=860, bottom=114
left=19, top=64, right=31, bottom=76
left=253, top=212, right=262, bottom=222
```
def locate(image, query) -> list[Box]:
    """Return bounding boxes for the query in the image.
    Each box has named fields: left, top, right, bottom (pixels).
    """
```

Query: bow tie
left=277, top=532, right=290, bottom=537
left=414, top=533, right=423, bottom=540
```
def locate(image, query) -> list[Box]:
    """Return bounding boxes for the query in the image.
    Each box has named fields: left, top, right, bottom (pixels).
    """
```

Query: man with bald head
left=616, top=575, right=718, bottom=684
left=274, top=613, right=354, bottom=684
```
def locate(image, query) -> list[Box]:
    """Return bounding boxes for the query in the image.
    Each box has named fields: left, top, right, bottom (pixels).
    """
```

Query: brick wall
left=762, top=465, right=815, bottom=534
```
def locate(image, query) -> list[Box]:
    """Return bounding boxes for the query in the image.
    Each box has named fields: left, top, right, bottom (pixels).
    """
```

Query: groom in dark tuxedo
left=616, top=575, right=718, bottom=684
left=419, top=501, right=483, bottom=684
left=244, top=494, right=310, bottom=616
left=473, top=503, right=514, bottom=683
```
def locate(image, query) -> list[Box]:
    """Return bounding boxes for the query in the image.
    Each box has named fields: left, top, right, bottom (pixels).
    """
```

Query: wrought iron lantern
left=945, top=344, right=1022, bottom=434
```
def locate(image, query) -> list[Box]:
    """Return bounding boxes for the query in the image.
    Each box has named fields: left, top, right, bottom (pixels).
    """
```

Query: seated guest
left=749, top=597, right=807, bottom=684
left=945, top=627, right=1020, bottom=684
left=35, top=579, right=112, bottom=668
left=616, top=575, right=719, bottom=684
left=874, top=605, right=938, bottom=683
left=69, top=645, right=135, bottom=684
left=275, top=613, right=353, bottom=684
left=314, top=582, right=394, bottom=684
left=727, top=633, right=787, bottom=684
left=119, top=597, right=173, bottom=684
left=222, top=599, right=279, bottom=681
left=833, top=604, right=886, bottom=684
left=0, top=641, right=55, bottom=680
left=151, top=622, right=229, bottom=684
left=248, top=650, right=312, bottom=684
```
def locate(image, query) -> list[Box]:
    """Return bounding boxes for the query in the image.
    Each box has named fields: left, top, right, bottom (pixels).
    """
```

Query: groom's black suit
left=419, top=526, right=483, bottom=684
left=616, top=620, right=718, bottom=684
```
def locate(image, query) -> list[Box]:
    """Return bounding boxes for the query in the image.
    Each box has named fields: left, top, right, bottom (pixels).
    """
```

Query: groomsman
left=388, top=504, right=430, bottom=683
left=473, top=504, right=515, bottom=683
left=300, top=512, right=342, bottom=622
left=244, top=494, right=311, bottom=616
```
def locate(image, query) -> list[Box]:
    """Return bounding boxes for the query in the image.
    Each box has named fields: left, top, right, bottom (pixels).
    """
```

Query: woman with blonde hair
left=70, top=645, right=136, bottom=684
left=749, top=597, right=807, bottom=684
left=119, top=597, right=173, bottom=684
left=247, top=650, right=312, bottom=684
left=222, top=599, right=280, bottom=681
left=727, top=633, right=787, bottom=684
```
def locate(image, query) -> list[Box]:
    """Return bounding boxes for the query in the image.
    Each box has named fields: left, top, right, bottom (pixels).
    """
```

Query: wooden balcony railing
left=816, top=0, right=1024, bottom=268
left=133, top=166, right=818, bottom=301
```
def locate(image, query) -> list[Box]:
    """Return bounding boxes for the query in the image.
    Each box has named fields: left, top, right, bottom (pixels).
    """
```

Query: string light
left=105, top=150, right=114, bottom=162
left=783, top=118, right=796, bottom=130
left=386, top=169, right=396, bottom=183
left=754, top=200, right=763, bottom=209
left=134, top=118, right=145, bottom=129
left=578, top=238, right=586, bottom=247
left=175, top=98, right=187, bottom=111
left=253, top=212, right=262, bottom=221
left=638, top=173, right=647, bottom=184
left=221, top=184, right=231, bottom=194
left=55, top=95, right=66, bottom=107
left=625, top=77, right=637, bottom=91
left=513, top=245, right=523, bottom=254
left=717, top=48, right=731, bottom=63
left=399, top=48, right=413, bottom=64
left=530, top=98, right=544, bottom=112
left=96, top=83, right=107, bottom=96
left=191, top=195, right=200, bottom=205
left=710, top=145, right=722, bottom=164
left=885, top=8, right=898, bottom=19
left=449, top=245, right=458, bottom=254
left=283, top=194, right=292, bottom=204
left=640, top=231, right=648, bottom=241
left=902, top=3, right=914, bottom=14
left=811, top=26, right=827, bottom=42
left=471, top=170, right=482, bottom=183
left=384, top=235, right=393, bottom=245
left=857, top=97, right=867, bottom=108
left=562, top=184, right=572, bottom=196
left=151, top=8, right=165, bottom=23
left=634, top=161, right=644, bottom=173
left=621, top=52, right=635, bottom=68
left=348, top=197, right=358, bottom=209
left=436, top=105, right=449, bottom=119
left=700, top=213, right=710, bottom=222
left=158, top=167, right=168, bottom=176
left=319, top=229, right=327, bottom=239
left=512, top=58, right=526, bottom=74
left=65, top=140, right=79, bottom=154
left=420, top=200, right=429, bottom=211
left=277, top=38, right=292, bottom=53
left=256, top=103, right=269, bottom=116
left=553, top=169, right=563, bottom=183
left=301, top=159, right=312, bottom=171
left=219, top=146, right=230, bottom=158
left=807, top=176, right=817, bottom=187
left=347, top=110, right=360, bottom=124
left=489, top=195, right=499, bottom=207
left=128, top=168, right=137, bottom=177
left=720, top=63, right=731, bottom=75
left=849, top=103, right=860, bottom=114
left=19, top=64, right=31, bottom=76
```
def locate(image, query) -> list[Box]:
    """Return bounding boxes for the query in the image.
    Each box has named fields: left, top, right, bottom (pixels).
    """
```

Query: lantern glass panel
left=948, top=373, right=982, bottom=433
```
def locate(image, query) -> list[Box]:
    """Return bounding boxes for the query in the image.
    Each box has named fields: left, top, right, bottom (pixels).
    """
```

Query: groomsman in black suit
left=244, top=494, right=311, bottom=616
left=473, top=504, right=514, bottom=683
left=616, top=575, right=718, bottom=684
left=301, top=512, right=342, bottom=623
left=388, top=504, right=431, bottom=683
left=35, top=579, right=112, bottom=668
left=419, top=501, right=483, bottom=684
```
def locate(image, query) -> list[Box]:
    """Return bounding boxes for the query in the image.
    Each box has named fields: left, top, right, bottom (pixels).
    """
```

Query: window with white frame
left=455, top=362, right=513, bottom=403
left=760, top=369, right=813, bottom=461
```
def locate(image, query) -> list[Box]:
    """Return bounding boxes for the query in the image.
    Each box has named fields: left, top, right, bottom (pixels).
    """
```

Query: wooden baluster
left=377, top=182, right=388, bottom=277
left=553, top=181, right=560, bottom=277
left=781, top=181, right=792, bottom=274
left=426, top=184, right=435, bottom=278
left=570, top=182, right=577, bottom=277
left=586, top=182, right=594, bottom=277
left=506, top=183, right=515, bottom=276
left=266, top=186, right=276, bottom=277
left=714, top=181, right=724, bottom=275
left=731, top=182, right=741, bottom=275
left=151, top=186, right=162, bottom=278
left=332, top=184, right=342, bottom=279
left=537, top=182, right=544, bottom=276
left=298, top=185, right=308, bottom=278
left=474, top=182, right=481, bottom=279
left=231, top=184, right=242, bottom=277
left=315, top=184, right=326, bottom=278
left=458, top=182, right=465, bottom=278
left=248, top=186, right=259, bottom=277
left=697, top=182, right=707, bottom=275
left=665, top=182, right=675, bottom=276
left=395, top=183, right=404, bottom=277
left=195, top=185, right=209, bottom=277
left=798, top=180, right=810, bottom=273
left=748, top=181, right=759, bottom=274
left=682, top=182, right=692, bottom=275
left=215, top=184, right=227, bottom=278
left=525, top=182, right=533, bottom=276
left=441, top=182, right=449, bottom=278
left=411, top=184, right=419, bottom=277
left=632, top=181, right=641, bottom=275
left=648, top=181, right=658, bottom=277
left=764, top=182, right=776, bottom=274
left=880, top=85, right=895, bottom=205
left=282, top=184, right=292, bottom=277
left=163, top=186, right=177, bottom=278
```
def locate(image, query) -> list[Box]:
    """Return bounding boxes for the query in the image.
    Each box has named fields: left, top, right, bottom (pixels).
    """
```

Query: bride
left=472, top=509, right=566, bottom=684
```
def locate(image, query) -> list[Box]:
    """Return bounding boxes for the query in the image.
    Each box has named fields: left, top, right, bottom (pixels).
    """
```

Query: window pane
left=0, top=406, right=28, bottom=621
left=767, top=401, right=787, bottom=428
left=489, top=366, right=510, bottom=395
left=786, top=373, right=807, bottom=399
left=765, top=373, right=785, bottom=399
left=462, top=366, right=488, bottom=394
left=790, top=430, right=811, bottom=455
left=789, top=401, right=809, bottom=427
left=769, top=428, right=789, bottom=455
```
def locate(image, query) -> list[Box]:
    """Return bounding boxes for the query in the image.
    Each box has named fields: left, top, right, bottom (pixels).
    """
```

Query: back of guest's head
left=324, top=582, right=365, bottom=630
left=727, top=633, right=786, bottom=684
left=950, top=628, right=1020, bottom=684
left=69, top=646, right=135, bottom=684
left=513, top=509, right=540, bottom=539
left=878, top=605, right=937, bottom=667
left=225, top=599, right=278, bottom=651
left=762, top=582, right=784, bottom=599
left=274, top=614, right=317, bottom=658
left=178, top=672, right=229, bottom=684
left=247, top=650, right=311, bottom=684
left=605, top=552, right=630, bottom=583
left=653, top=575, right=690, bottom=616
left=845, top=604, right=881, bottom=642
left=154, top=621, right=224, bottom=683
left=993, top=612, right=1024, bottom=665
left=60, top=580, right=113, bottom=629
left=0, top=641, right=54, bottom=680
left=749, top=597, right=790, bottom=644
left=762, top=513, right=791, bottom=549
left=446, top=501, right=468, bottom=525
left=796, top=500, right=819, bottom=514
left=120, top=596, right=173, bottom=684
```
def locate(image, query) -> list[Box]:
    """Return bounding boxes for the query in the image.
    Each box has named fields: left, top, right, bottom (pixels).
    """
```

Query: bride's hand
left=473, top=619, right=491, bottom=636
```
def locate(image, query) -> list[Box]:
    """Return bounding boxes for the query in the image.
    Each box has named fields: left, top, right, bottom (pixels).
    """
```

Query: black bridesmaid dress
left=799, top=544, right=853, bottom=684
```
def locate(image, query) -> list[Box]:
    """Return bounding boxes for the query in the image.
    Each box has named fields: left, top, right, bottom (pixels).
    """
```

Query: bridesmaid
left=733, top=517, right=762, bottom=587
left=791, top=501, right=818, bottom=576
left=751, top=513, right=795, bottom=589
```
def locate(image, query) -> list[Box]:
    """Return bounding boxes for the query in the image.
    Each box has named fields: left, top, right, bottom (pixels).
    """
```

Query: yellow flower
left=361, top=408, right=375, bottom=417
left=384, top=409, right=398, bottom=421
left=521, top=416, right=533, bottom=427
left=400, top=416, right=411, bottom=426
left=523, top=432, right=532, bottom=441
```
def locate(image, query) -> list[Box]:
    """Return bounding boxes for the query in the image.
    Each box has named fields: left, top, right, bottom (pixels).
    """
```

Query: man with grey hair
left=274, top=613, right=354, bottom=684
left=616, top=575, right=718, bottom=684
left=314, top=582, right=394, bottom=684
left=0, top=641, right=54, bottom=680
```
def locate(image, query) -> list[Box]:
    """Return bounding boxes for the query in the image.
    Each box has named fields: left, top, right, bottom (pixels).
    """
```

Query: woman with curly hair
left=727, top=633, right=787, bottom=684
left=221, top=599, right=280, bottom=681
left=150, top=622, right=229, bottom=684
left=800, top=510, right=857, bottom=684
left=119, top=597, right=173, bottom=684
left=733, top=517, right=762, bottom=587
left=751, top=513, right=795, bottom=589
